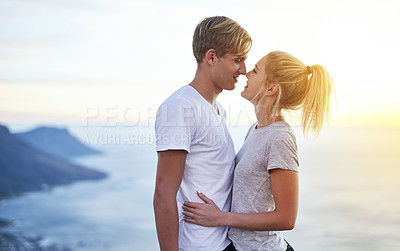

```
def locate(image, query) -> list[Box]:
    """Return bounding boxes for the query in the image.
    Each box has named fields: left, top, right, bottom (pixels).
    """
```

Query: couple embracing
left=153, top=16, right=333, bottom=251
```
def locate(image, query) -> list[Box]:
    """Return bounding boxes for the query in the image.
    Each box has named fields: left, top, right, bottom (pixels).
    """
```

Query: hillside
left=0, top=125, right=107, bottom=200
left=15, top=126, right=101, bottom=160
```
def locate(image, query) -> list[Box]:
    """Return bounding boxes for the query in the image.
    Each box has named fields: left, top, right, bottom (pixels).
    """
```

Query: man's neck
left=189, top=68, right=222, bottom=106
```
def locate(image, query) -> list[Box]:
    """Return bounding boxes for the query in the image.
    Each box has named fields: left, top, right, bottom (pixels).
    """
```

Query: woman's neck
left=254, top=102, right=284, bottom=129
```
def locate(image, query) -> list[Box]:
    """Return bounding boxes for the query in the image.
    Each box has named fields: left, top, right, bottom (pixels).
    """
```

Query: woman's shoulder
left=267, top=122, right=297, bottom=148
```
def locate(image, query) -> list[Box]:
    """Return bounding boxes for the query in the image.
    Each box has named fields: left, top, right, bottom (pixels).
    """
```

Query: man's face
left=212, top=53, right=247, bottom=91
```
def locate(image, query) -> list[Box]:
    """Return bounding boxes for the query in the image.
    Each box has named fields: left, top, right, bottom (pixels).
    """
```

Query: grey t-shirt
left=228, top=121, right=299, bottom=251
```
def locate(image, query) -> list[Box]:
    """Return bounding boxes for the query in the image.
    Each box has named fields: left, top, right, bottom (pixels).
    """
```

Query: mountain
left=15, top=126, right=101, bottom=160
left=0, top=125, right=107, bottom=200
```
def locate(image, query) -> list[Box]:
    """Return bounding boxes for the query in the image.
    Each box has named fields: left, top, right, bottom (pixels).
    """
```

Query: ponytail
left=301, top=64, right=334, bottom=136
left=264, top=51, right=334, bottom=136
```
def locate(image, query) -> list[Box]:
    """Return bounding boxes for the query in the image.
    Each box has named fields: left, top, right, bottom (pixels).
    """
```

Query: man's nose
left=239, top=61, right=246, bottom=75
left=245, top=71, right=250, bottom=78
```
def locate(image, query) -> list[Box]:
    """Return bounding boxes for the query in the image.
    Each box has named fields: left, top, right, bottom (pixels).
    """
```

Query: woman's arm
left=182, top=169, right=298, bottom=231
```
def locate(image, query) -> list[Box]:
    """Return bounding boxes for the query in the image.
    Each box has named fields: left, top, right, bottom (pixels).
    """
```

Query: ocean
left=0, top=125, right=399, bottom=250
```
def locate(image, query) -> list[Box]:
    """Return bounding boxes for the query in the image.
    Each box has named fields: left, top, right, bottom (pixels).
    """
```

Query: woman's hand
left=182, top=191, right=224, bottom=227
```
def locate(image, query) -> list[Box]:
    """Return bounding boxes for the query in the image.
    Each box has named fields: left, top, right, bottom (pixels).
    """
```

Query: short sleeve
left=155, top=98, right=196, bottom=152
left=266, top=131, right=299, bottom=172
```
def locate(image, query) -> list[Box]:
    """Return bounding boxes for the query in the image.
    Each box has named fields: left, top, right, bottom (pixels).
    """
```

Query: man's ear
left=204, top=49, right=217, bottom=66
left=266, top=83, right=279, bottom=96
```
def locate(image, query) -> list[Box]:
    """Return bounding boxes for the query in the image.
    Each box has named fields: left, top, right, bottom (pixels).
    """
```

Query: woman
left=182, top=51, right=334, bottom=251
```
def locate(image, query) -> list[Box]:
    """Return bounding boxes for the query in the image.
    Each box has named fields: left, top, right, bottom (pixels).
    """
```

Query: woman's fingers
left=197, top=191, right=214, bottom=204
left=182, top=212, right=198, bottom=224
left=182, top=209, right=196, bottom=218
left=183, top=191, right=216, bottom=208
left=182, top=205, right=197, bottom=214
left=183, top=201, right=202, bottom=208
left=182, top=202, right=218, bottom=227
left=183, top=217, right=196, bottom=224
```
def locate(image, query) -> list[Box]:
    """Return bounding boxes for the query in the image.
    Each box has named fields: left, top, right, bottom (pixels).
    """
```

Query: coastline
left=0, top=177, right=109, bottom=251
left=0, top=198, right=74, bottom=251
left=0, top=231, right=72, bottom=251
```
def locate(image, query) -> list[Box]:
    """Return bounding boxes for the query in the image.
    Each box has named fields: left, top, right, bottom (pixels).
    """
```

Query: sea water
left=0, top=125, right=399, bottom=250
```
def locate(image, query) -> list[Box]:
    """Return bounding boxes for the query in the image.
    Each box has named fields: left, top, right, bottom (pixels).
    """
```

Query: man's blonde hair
left=192, top=16, right=252, bottom=64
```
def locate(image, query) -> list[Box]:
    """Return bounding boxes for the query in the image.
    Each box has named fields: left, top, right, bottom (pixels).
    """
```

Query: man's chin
left=240, top=92, right=252, bottom=102
left=223, top=85, right=236, bottom=91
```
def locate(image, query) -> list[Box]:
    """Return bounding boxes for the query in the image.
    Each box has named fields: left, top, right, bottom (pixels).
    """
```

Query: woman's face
left=241, top=55, right=268, bottom=102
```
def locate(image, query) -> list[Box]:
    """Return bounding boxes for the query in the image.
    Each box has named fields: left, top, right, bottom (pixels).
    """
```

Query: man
left=153, top=16, right=252, bottom=251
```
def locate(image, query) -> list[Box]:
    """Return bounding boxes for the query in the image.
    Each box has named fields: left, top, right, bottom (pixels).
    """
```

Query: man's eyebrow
left=235, top=54, right=248, bottom=60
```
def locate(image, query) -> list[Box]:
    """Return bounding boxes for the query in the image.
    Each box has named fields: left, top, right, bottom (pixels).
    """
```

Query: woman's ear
left=266, top=83, right=279, bottom=96
left=204, top=49, right=217, bottom=66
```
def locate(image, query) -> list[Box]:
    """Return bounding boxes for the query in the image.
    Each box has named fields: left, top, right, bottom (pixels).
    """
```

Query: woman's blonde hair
left=265, top=51, right=334, bottom=136
left=192, top=16, right=252, bottom=64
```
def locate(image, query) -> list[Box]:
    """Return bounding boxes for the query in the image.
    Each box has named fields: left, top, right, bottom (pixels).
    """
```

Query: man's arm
left=153, top=150, right=187, bottom=251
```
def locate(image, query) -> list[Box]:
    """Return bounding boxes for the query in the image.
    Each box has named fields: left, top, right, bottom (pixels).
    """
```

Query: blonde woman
left=182, top=51, right=334, bottom=251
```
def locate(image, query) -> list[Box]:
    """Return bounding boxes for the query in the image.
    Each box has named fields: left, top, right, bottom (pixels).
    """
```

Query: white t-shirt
left=155, top=85, right=235, bottom=251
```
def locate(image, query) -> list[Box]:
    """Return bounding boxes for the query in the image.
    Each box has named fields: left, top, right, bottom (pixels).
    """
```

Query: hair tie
left=306, top=66, right=312, bottom=75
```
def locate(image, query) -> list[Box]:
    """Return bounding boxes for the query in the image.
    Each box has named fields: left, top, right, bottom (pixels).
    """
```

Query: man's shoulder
left=161, top=85, right=195, bottom=105
left=159, top=85, right=206, bottom=111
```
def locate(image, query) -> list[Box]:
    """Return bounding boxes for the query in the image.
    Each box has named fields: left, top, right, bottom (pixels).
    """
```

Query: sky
left=1, top=0, right=400, bottom=128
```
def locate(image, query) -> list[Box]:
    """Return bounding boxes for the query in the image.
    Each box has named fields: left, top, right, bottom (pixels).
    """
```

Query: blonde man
left=154, top=16, right=252, bottom=251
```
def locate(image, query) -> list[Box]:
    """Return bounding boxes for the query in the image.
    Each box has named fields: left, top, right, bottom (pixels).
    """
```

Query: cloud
left=0, top=42, right=46, bottom=51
